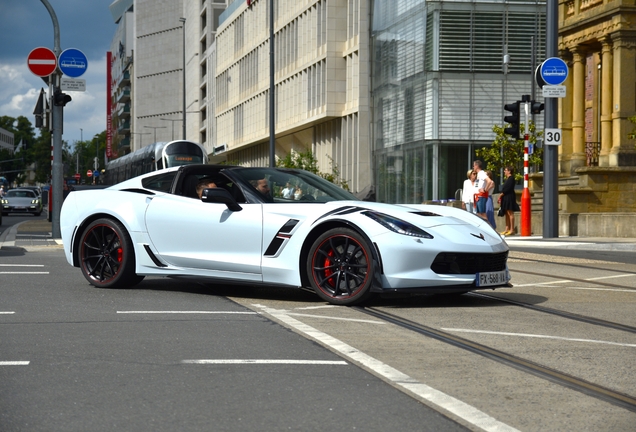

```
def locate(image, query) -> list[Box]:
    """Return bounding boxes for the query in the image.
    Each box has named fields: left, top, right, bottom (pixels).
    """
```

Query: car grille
left=431, top=251, right=508, bottom=274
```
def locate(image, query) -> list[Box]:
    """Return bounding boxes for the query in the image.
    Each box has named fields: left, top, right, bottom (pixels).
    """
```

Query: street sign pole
left=40, top=0, right=63, bottom=239
left=544, top=0, right=559, bottom=238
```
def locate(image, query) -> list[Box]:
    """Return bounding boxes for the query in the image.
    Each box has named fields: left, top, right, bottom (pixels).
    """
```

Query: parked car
left=1, top=189, right=43, bottom=216
left=60, top=164, right=510, bottom=305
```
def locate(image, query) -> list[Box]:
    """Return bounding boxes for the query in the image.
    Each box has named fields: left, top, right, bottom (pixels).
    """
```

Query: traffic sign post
left=27, top=47, right=57, bottom=77
left=86, top=170, right=93, bottom=178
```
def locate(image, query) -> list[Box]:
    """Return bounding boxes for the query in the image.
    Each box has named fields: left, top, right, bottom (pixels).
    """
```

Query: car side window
left=141, top=172, right=177, bottom=193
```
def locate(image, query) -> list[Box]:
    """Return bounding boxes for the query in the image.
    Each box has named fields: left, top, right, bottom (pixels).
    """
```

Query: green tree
left=476, top=121, right=543, bottom=182
left=276, top=149, right=349, bottom=190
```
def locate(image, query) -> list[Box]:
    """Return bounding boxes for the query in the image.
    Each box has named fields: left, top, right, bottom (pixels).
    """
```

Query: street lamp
left=131, top=132, right=151, bottom=148
left=180, top=17, right=186, bottom=140
left=160, top=118, right=182, bottom=141
left=144, top=125, right=166, bottom=144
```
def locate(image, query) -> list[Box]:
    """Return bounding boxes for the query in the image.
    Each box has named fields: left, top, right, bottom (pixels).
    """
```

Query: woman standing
left=499, top=166, right=520, bottom=235
left=485, top=170, right=497, bottom=229
left=461, top=170, right=477, bottom=213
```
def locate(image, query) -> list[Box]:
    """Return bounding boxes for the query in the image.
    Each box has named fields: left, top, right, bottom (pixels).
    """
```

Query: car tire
left=79, top=218, right=144, bottom=288
left=307, top=227, right=374, bottom=305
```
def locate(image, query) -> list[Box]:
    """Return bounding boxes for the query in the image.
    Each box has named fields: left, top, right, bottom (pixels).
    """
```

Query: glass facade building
left=371, top=0, right=546, bottom=203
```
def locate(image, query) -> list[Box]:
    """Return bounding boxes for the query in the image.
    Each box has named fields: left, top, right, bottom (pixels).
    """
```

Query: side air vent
left=144, top=245, right=167, bottom=267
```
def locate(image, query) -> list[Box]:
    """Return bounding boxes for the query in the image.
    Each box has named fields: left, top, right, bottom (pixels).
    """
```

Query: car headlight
left=363, top=211, right=433, bottom=239
left=32, top=199, right=40, bottom=204
left=1, top=199, right=7, bottom=204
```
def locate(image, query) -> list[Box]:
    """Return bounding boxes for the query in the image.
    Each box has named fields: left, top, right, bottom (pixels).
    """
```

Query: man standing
left=472, top=160, right=493, bottom=222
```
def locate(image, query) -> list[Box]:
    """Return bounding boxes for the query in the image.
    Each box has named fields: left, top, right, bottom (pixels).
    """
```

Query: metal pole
left=180, top=18, right=186, bottom=140
left=543, top=0, right=559, bottom=238
left=521, top=95, right=532, bottom=236
left=40, top=0, right=62, bottom=238
left=269, top=0, right=275, bottom=167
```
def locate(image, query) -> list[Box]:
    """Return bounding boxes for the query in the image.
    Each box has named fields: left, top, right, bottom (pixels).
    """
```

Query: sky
left=0, top=0, right=116, bottom=147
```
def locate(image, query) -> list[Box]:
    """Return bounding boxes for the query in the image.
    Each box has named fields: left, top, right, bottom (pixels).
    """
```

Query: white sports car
left=60, top=164, right=511, bottom=305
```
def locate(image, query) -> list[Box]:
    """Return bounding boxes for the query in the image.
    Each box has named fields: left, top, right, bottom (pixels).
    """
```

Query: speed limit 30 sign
left=544, top=128, right=562, bottom=146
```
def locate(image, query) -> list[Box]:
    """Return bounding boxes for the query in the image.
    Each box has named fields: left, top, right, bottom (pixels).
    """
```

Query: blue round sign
left=58, top=48, right=88, bottom=78
left=540, top=57, right=568, bottom=86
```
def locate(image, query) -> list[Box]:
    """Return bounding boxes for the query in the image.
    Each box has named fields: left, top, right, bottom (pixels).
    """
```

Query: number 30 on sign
left=544, top=128, right=562, bottom=146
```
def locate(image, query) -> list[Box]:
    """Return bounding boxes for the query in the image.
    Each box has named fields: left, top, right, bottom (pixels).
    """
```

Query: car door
left=144, top=193, right=263, bottom=281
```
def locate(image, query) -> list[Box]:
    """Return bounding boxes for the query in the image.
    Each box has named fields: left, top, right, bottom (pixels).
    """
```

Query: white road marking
left=294, top=305, right=339, bottom=310
left=0, top=312, right=15, bottom=314
left=443, top=329, right=636, bottom=348
left=182, top=359, right=347, bottom=365
left=0, top=361, right=30, bottom=366
left=254, top=304, right=519, bottom=432
left=286, top=312, right=385, bottom=324
left=117, top=311, right=257, bottom=314
left=586, top=274, right=635, bottom=281
left=0, top=264, right=45, bottom=267
left=514, top=272, right=636, bottom=289
left=0, top=272, right=49, bottom=275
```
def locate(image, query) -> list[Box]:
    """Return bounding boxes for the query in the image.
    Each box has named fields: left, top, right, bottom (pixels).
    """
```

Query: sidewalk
left=0, top=219, right=62, bottom=248
left=1, top=218, right=636, bottom=251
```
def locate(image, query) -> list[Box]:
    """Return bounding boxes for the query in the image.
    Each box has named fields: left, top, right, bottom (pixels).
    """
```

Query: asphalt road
left=1, top=214, right=635, bottom=431
left=0, top=242, right=463, bottom=432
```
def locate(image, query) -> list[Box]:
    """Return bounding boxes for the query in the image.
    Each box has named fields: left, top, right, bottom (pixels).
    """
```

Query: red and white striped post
left=521, top=99, right=531, bottom=236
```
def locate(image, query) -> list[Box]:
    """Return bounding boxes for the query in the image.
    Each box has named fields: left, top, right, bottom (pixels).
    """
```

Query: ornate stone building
left=545, top=0, right=636, bottom=227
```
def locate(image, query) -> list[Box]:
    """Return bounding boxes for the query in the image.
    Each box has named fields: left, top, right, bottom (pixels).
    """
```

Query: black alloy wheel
left=307, top=228, right=374, bottom=305
left=79, top=218, right=144, bottom=288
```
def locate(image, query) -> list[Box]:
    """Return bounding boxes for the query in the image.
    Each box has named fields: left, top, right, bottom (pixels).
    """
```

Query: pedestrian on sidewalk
left=461, top=170, right=477, bottom=213
left=498, top=165, right=520, bottom=235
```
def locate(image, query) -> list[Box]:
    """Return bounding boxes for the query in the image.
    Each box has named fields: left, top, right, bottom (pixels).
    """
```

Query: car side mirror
left=201, top=187, right=242, bottom=212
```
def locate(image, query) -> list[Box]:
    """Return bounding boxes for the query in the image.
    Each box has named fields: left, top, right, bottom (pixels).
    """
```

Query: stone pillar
left=558, top=50, right=574, bottom=174
left=610, top=32, right=636, bottom=166
left=599, top=37, right=613, bottom=167
left=567, top=47, right=587, bottom=174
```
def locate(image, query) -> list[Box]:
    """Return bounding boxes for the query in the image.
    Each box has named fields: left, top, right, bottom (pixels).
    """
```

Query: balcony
left=118, top=70, right=130, bottom=88
left=117, top=104, right=130, bottom=118
left=118, top=120, right=130, bottom=134
left=117, top=88, right=130, bottom=103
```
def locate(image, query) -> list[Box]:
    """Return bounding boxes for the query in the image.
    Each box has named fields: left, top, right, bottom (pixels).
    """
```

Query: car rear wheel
left=79, top=218, right=144, bottom=288
left=307, top=228, right=374, bottom=305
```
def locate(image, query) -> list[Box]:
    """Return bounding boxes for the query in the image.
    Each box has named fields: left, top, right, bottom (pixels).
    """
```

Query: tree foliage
left=276, top=149, right=349, bottom=190
left=476, top=121, right=543, bottom=182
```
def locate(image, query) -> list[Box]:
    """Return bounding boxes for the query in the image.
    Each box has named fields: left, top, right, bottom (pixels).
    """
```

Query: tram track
left=355, top=306, right=636, bottom=414
left=510, top=267, right=636, bottom=291
left=466, top=292, right=636, bottom=334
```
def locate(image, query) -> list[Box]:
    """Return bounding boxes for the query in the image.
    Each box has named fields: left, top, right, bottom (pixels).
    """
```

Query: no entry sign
left=27, top=47, right=57, bottom=77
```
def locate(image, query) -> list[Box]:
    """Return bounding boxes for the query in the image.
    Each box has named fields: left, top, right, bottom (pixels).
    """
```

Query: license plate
left=15, top=206, right=26, bottom=210
left=476, top=270, right=508, bottom=287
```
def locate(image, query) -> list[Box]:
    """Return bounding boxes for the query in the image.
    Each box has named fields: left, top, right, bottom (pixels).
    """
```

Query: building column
left=558, top=50, right=574, bottom=174
left=567, top=47, right=587, bottom=174
left=610, top=32, right=636, bottom=166
left=599, top=37, right=613, bottom=167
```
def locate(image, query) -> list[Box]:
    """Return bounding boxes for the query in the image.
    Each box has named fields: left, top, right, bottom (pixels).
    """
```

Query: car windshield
left=7, top=190, right=36, bottom=198
left=231, top=167, right=358, bottom=203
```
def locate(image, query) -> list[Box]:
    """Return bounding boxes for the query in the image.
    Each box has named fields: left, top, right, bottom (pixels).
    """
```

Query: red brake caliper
left=323, top=249, right=335, bottom=287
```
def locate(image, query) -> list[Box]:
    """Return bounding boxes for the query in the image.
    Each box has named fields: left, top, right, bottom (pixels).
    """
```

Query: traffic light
left=54, top=90, right=72, bottom=107
left=530, top=100, right=544, bottom=115
left=503, top=101, right=520, bottom=139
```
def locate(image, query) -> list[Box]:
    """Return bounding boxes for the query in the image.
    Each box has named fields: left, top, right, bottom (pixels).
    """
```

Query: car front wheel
left=307, top=228, right=374, bottom=305
left=79, top=218, right=144, bottom=288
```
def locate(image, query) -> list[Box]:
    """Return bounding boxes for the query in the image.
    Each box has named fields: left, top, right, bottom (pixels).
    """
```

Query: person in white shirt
left=461, top=170, right=477, bottom=213
left=472, top=160, right=493, bottom=222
